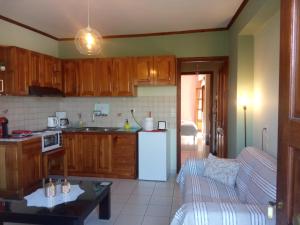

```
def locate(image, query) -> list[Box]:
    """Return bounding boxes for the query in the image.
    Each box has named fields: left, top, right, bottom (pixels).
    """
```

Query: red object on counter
left=12, top=130, right=32, bottom=135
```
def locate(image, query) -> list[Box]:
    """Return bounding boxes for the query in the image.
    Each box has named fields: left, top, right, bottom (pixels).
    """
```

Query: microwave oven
left=41, top=130, right=62, bottom=152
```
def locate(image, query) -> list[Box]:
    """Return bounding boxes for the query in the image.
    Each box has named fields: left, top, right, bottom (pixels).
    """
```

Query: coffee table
left=0, top=180, right=111, bottom=225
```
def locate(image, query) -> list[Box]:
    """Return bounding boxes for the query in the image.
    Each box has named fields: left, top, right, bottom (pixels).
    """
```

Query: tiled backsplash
left=0, top=96, right=61, bottom=131
left=59, top=96, right=176, bottom=129
left=0, top=96, right=176, bottom=131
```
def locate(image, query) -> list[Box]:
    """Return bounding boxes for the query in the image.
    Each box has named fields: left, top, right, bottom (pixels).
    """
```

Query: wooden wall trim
left=0, top=0, right=248, bottom=41
left=0, top=15, right=58, bottom=40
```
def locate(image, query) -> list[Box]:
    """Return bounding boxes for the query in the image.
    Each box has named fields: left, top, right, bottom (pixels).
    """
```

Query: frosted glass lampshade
left=74, top=26, right=102, bottom=55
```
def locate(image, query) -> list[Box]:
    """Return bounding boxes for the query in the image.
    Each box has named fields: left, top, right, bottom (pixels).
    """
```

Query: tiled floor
left=82, top=175, right=181, bottom=225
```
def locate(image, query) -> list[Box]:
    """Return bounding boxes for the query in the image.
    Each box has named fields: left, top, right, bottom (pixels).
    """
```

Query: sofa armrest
left=176, top=158, right=206, bottom=186
left=171, top=202, right=275, bottom=225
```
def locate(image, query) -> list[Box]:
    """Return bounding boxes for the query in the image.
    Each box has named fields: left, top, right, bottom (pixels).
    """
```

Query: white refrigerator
left=138, top=130, right=169, bottom=181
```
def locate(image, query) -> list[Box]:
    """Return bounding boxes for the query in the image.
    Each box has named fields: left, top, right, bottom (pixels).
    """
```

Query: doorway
left=176, top=57, right=229, bottom=172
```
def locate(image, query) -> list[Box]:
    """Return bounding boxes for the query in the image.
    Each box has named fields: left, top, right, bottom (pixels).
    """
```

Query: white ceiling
left=0, top=0, right=243, bottom=39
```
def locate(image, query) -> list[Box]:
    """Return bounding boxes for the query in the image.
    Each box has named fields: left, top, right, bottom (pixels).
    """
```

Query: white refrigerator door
left=138, top=132, right=167, bottom=181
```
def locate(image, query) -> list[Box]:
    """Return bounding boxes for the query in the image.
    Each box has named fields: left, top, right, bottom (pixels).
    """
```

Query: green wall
left=227, top=0, right=280, bottom=157
left=59, top=31, right=229, bottom=58
left=0, top=20, right=58, bottom=57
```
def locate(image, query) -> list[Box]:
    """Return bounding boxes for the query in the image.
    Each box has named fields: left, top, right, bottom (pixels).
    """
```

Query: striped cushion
left=183, top=175, right=240, bottom=204
left=245, top=149, right=277, bottom=205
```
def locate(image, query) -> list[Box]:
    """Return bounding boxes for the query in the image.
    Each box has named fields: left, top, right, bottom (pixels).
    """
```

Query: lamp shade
left=74, top=26, right=102, bottom=55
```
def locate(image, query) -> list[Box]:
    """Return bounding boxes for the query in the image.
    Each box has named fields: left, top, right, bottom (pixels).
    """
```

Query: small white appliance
left=138, top=130, right=169, bottom=181
left=143, top=117, right=154, bottom=131
left=55, top=112, right=69, bottom=128
left=47, top=117, right=59, bottom=128
left=41, top=130, right=62, bottom=152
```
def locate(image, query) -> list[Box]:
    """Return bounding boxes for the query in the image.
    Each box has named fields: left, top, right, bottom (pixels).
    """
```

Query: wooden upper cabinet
left=113, top=57, right=136, bottom=96
left=29, top=51, right=44, bottom=87
left=153, top=56, right=176, bottom=85
left=6, top=47, right=30, bottom=95
left=43, top=55, right=55, bottom=87
left=79, top=59, right=95, bottom=96
left=134, top=57, right=153, bottom=85
left=94, top=58, right=113, bottom=96
left=52, top=58, right=62, bottom=90
left=62, top=60, right=79, bottom=96
left=133, top=56, right=176, bottom=86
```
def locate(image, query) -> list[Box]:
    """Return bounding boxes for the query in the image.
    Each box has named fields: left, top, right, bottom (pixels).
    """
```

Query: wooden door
left=63, top=134, right=80, bottom=172
left=112, top=57, right=136, bottom=96
left=96, top=135, right=111, bottom=173
left=134, top=56, right=153, bottom=85
left=94, top=58, right=113, bottom=96
left=62, top=60, right=79, bottom=96
left=80, top=134, right=97, bottom=173
left=153, top=56, right=176, bottom=85
left=29, top=51, right=44, bottom=87
left=277, top=0, right=300, bottom=224
left=52, top=58, right=62, bottom=90
left=215, top=62, right=228, bottom=158
left=79, top=59, right=95, bottom=96
left=21, top=139, right=42, bottom=194
left=43, top=55, right=54, bottom=87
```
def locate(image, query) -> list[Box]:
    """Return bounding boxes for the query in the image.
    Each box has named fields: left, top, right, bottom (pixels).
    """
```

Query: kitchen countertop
left=0, top=135, right=42, bottom=143
left=62, top=127, right=142, bottom=134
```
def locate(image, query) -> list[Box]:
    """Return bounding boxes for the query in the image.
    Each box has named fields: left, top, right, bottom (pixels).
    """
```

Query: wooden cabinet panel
left=113, top=58, right=136, bottom=96
left=134, top=57, right=153, bottom=85
left=95, top=58, right=113, bottom=96
left=53, top=58, right=62, bottom=90
left=21, top=139, right=42, bottom=194
left=29, top=51, right=44, bottom=87
left=96, top=135, right=111, bottom=173
left=153, top=56, right=176, bottom=85
left=79, top=59, right=95, bottom=96
left=44, top=55, right=54, bottom=87
left=79, top=134, right=97, bottom=173
left=62, top=60, right=79, bottom=96
left=63, top=134, right=81, bottom=172
left=111, top=134, right=136, bottom=178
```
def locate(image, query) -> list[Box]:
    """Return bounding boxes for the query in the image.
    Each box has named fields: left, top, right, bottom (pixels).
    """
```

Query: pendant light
left=75, top=0, right=102, bottom=55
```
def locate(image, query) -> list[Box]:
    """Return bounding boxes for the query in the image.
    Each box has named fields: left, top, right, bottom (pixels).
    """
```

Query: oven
left=41, top=130, right=62, bottom=152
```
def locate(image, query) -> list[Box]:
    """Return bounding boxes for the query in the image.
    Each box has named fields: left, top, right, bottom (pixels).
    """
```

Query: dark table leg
left=99, top=188, right=111, bottom=220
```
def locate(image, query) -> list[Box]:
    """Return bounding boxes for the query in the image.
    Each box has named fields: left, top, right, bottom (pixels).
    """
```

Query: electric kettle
left=47, top=117, right=59, bottom=128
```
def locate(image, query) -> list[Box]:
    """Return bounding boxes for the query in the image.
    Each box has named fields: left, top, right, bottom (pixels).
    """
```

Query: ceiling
left=0, top=0, right=244, bottom=39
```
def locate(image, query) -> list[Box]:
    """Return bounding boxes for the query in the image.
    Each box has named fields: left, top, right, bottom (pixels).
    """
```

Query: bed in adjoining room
left=180, top=120, right=198, bottom=144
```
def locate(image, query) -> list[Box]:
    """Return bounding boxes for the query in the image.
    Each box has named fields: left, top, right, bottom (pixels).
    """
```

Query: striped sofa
left=171, top=147, right=277, bottom=225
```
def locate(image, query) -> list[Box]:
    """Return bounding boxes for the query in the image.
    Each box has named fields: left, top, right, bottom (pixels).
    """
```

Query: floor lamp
left=243, top=104, right=247, bottom=147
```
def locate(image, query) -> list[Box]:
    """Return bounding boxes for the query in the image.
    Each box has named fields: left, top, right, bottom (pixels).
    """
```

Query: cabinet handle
left=0, top=80, right=3, bottom=93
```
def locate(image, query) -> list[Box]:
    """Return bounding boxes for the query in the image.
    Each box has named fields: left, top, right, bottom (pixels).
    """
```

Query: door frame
left=176, top=56, right=229, bottom=173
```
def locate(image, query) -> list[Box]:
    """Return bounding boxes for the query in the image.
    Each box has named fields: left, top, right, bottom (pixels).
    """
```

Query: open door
left=215, top=62, right=228, bottom=158
left=277, top=0, right=300, bottom=224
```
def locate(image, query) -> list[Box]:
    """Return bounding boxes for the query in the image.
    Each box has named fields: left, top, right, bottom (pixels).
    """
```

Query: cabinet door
left=111, top=134, right=136, bottom=178
left=9, top=47, right=30, bottom=95
left=21, top=139, right=42, bottom=194
left=96, top=135, right=111, bottom=173
left=134, top=56, right=153, bottom=85
left=95, top=58, right=113, bottom=96
left=62, top=60, right=79, bottom=96
left=0, top=47, right=7, bottom=95
left=79, top=59, right=95, bottom=96
left=29, top=51, right=44, bottom=86
left=63, top=134, right=81, bottom=172
left=153, top=56, right=176, bottom=85
left=79, top=134, right=97, bottom=173
left=43, top=55, right=54, bottom=87
left=112, top=58, right=136, bottom=96
left=52, top=58, right=62, bottom=90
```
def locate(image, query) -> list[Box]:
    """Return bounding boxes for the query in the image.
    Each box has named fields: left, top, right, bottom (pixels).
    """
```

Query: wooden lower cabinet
left=58, top=133, right=136, bottom=179
left=0, top=138, right=42, bottom=199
